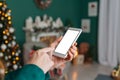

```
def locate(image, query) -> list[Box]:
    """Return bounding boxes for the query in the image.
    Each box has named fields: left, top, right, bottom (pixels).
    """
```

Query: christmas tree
left=0, top=1, right=22, bottom=73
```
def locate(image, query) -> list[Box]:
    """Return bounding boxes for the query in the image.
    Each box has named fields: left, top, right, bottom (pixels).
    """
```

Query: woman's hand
left=50, top=37, right=77, bottom=68
left=27, top=47, right=54, bottom=73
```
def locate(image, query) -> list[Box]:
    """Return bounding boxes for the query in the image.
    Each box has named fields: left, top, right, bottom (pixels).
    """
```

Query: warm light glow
left=0, top=3, right=2, bottom=6
left=13, top=61, right=16, bottom=64
left=8, top=10, right=11, bottom=13
left=12, top=52, right=15, bottom=55
left=8, top=56, right=11, bottom=59
left=3, top=4, right=7, bottom=8
left=1, top=17, right=4, bottom=20
left=16, top=57, right=19, bottom=60
left=5, top=71, right=8, bottom=74
left=5, top=29, right=9, bottom=33
left=8, top=21, right=12, bottom=24
left=5, top=40, right=8, bottom=44
left=7, top=32, right=10, bottom=36
left=5, top=14, right=8, bottom=17
left=8, top=16, right=11, bottom=20
left=2, top=13, right=5, bottom=16
left=3, top=31, right=6, bottom=34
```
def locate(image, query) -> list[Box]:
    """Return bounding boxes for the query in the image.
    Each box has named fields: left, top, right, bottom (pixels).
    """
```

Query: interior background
left=6, top=0, right=99, bottom=61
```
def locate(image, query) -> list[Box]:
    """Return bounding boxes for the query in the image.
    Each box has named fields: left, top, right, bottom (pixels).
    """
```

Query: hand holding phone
left=53, top=27, right=82, bottom=58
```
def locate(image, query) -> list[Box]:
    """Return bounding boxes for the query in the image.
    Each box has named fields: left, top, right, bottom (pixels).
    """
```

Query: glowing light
left=7, top=32, right=10, bottom=36
left=5, top=14, right=8, bottom=17
left=0, top=3, right=2, bottom=6
left=13, top=61, right=16, bottom=64
left=0, top=52, right=3, bottom=57
left=2, top=13, right=5, bottom=16
left=8, top=16, right=11, bottom=20
left=5, top=40, right=8, bottom=44
left=8, top=55, right=11, bottom=59
left=12, top=52, right=15, bottom=55
left=16, top=57, right=19, bottom=60
left=5, top=29, right=9, bottom=33
left=1, top=17, right=4, bottom=20
left=3, top=4, right=7, bottom=8
left=8, top=21, right=12, bottom=24
left=8, top=10, right=11, bottom=13
left=3, top=31, right=6, bottom=34
left=5, top=71, right=8, bottom=74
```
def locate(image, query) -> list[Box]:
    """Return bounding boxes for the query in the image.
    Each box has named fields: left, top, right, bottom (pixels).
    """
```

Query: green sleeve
left=5, top=64, right=50, bottom=80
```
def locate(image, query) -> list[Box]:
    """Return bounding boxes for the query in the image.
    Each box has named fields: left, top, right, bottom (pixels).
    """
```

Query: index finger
left=38, top=47, right=54, bottom=53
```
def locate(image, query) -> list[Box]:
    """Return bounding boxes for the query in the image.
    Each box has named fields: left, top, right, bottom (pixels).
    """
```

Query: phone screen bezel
left=53, top=27, right=82, bottom=58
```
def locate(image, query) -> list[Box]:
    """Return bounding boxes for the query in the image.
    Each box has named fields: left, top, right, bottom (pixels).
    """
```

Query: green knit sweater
left=5, top=64, right=50, bottom=80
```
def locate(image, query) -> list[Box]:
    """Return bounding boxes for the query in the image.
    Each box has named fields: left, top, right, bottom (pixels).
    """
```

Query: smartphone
left=53, top=27, right=82, bottom=58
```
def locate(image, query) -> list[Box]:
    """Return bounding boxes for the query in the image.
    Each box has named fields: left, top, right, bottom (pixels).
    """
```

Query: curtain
left=98, top=0, right=120, bottom=67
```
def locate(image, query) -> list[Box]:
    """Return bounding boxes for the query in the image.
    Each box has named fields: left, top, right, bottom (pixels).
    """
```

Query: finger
left=65, top=51, right=74, bottom=61
left=38, top=47, right=54, bottom=53
left=72, top=42, right=77, bottom=46
left=70, top=48, right=77, bottom=54
left=56, top=36, right=63, bottom=42
left=70, top=48, right=77, bottom=58
left=74, top=42, right=77, bottom=46
left=71, top=45, right=77, bottom=51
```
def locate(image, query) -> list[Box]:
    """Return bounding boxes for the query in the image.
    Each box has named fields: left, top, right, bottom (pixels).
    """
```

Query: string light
left=8, top=16, right=11, bottom=20
left=0, top=3, right=2, bottom=6
left=16, top=57, right=19, bottom=61
left=8, top=21, right=12, bottom=24
left=3, top=31, right=6, bottom=34
left=5, top=71, right=8, bottom=74
left=12, top=52, right=15, bottom=55
left=13, top=61, right=16, bottom=64
left=8, top=55, right=11, bottom=59
left=5, top=40, right=8, bottom=44
left=0, top=1, right=22, bottom=72
left=5, top=14, right=8, bottom=17
left=1, top=17, right=4, bottom=20
left=8, top=10, right=11, bottom=13
left=5, top=29, right=9, bottom=33
left=3, top=4, right=7, bottom=8
left=2, top=12, right=5, bottom=16
left=7, top=32, right=10, bottom=36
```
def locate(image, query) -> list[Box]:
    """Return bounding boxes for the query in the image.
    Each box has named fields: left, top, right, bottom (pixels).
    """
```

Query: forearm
left=5, top=64, right=48, bottom=80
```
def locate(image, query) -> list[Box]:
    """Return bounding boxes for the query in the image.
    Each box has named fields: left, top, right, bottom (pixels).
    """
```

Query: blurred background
left=0, top=0, right=120, bottom=80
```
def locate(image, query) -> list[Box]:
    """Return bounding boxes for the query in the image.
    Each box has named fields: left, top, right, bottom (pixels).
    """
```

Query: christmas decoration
left=0, top=1, right=22, bottom=73
left=34, top=0, right=52, bottom=9
left=24, top=14, right=65, bottom=32
left=23, top=14, right=66, bottom=44
left=78, top=42, right=93, bottom=64
left=112, top=64, right=120, bottom=80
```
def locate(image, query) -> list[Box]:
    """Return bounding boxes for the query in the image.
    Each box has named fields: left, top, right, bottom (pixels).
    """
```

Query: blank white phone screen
left=55, top=30, right=79, bottom=55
